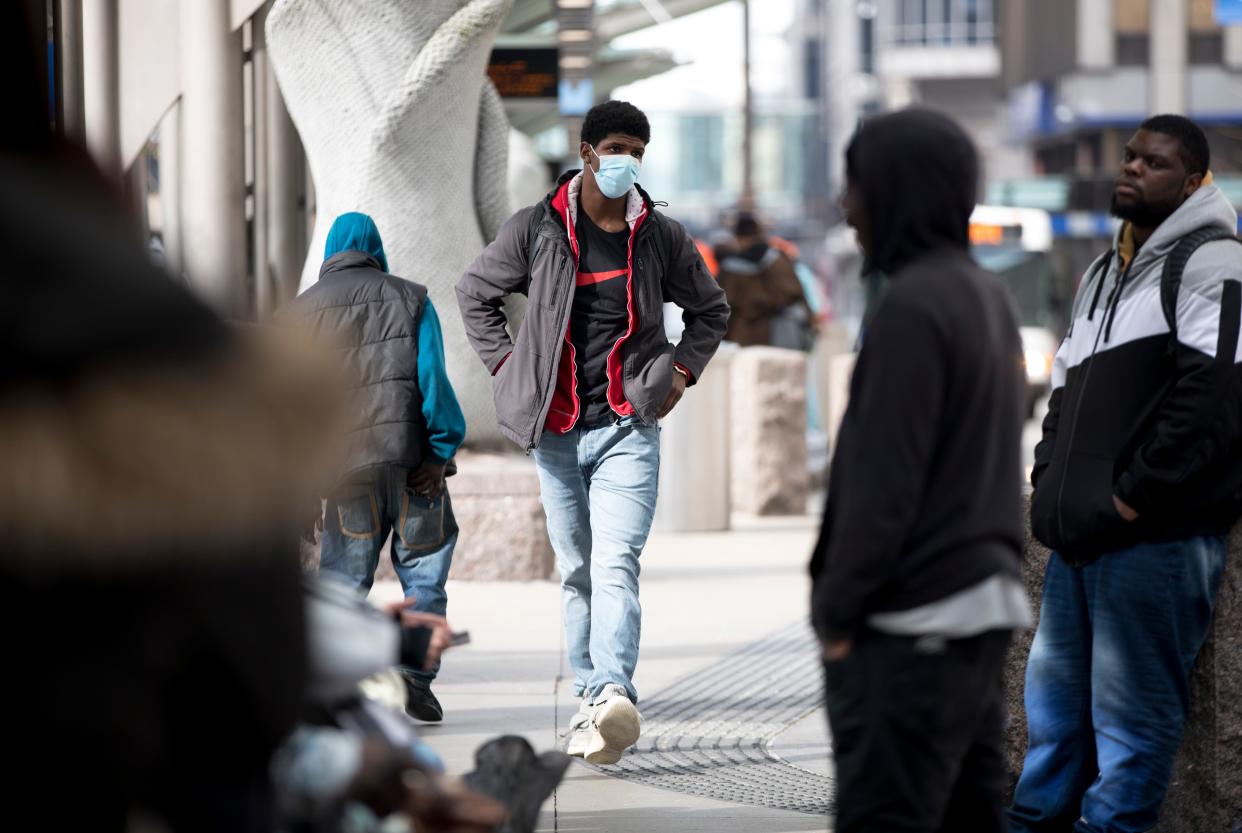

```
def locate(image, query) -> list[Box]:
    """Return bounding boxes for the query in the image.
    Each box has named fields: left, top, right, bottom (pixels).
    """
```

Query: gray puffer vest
left=281, top=251, right=429, bottom=477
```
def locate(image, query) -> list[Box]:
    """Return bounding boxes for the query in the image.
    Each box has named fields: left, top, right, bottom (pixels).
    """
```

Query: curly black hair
left=581, top=100, right=651, bottom=147
left=1140, top=114, right=1210, bottom=176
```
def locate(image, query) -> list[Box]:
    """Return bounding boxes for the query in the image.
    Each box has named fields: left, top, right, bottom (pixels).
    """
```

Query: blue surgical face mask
left=589, top=145, right=641, bottom=199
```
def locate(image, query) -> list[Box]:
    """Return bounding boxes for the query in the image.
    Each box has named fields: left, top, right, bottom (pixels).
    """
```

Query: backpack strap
left=1161, top=227, right=1241, bottom=336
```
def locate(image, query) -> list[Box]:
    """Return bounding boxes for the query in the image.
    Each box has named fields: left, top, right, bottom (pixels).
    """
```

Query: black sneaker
left=403, top=676, right=444, bottom=722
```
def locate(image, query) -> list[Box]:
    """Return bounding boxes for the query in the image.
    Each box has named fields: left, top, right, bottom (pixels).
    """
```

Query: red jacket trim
left=544, top=177, right=647, bottom=433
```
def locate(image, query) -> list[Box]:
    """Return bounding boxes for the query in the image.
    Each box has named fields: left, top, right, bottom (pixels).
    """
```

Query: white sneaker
left=584, top=684, right=641, bottom=766
left=564, top=696, right=594, bottom=758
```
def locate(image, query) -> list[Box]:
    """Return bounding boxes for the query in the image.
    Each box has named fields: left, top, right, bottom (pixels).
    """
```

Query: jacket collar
left=546, top=170, right=653, bottom=225
left=319, top=250, right=383, bottom=279
left=548, top=172, right=650, bottom=258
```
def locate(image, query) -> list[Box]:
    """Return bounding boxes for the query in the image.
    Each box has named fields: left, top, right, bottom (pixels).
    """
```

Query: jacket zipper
left=527, top=211, right=658, bottom=448
left=622, top=230, right=658, bottom=419
left=525, top=243, right=577, bottom=452
left=551, top=252, right=569, bottom=308
left=1053, top=258, right=1127, bottom=544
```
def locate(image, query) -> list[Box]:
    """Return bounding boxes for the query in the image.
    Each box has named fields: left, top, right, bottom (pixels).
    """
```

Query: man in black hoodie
left=810, top=109, right=1029, bottom=832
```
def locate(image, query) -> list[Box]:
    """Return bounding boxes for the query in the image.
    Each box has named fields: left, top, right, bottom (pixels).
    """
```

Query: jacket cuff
left=490, top=351, right=512, bottom=375
left=818, top=622, right=857, bottom=642
left=1113, top=470, right=1149, bottom=516
left=810, top=582, right=859, bottom=642
left=671, top=350, right=703, bottom=386
left=815, top=607, right=859, bottom=642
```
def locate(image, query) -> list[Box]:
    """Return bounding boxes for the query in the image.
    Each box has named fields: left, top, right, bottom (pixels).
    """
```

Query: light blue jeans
left=320, top=464, right=458, bottom=685
left=533, top=416, right=661, bottom=703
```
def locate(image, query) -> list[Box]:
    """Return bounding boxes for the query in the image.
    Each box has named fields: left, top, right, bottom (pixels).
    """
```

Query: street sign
left=1217, top=0, right=1242, bottom=25
left=487, top=48, right=559, bottom=98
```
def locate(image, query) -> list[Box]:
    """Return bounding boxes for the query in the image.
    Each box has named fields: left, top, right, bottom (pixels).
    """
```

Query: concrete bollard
left=729, top=346, right=808, bottom=516
left=653, top=344, right=736, bottom=533
left=1006, top=497, right=1242, bottom=831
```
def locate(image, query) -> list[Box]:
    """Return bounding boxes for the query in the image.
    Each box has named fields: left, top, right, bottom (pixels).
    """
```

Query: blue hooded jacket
left=320, top=212, right=465, bottom=464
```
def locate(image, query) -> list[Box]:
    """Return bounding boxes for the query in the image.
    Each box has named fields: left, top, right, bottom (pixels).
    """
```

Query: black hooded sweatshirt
left=809, top=109, right=1026, bottom=641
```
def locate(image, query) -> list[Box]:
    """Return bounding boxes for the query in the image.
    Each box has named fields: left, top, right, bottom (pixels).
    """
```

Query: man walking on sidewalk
left=281, top=212, right=466, bottom=724
left=810, top=108, right=1029, bottom=833
left=717, top=212, right=812, bottom=349
left=1010, top=115, right=1242, bottom=833
left=456, top=100, right=729, bottom=764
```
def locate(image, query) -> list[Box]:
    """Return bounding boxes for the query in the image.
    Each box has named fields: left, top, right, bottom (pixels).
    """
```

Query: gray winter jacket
left=456, top=172, right=730, bottom=450
left=1032, top=183, right=1242, bottom=559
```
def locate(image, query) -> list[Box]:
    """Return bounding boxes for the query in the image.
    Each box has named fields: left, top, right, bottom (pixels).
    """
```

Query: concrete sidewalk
left=371, top=512, right=831, bottom=833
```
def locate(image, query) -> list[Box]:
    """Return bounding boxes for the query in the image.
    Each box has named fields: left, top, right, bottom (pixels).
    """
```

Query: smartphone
left=449, top=630, right=472, bottom=647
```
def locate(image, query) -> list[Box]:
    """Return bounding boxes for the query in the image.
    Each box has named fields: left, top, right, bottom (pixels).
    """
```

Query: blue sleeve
left=793, top=262, right=822, bottom=315
left=417, top=299, right=467, bottom=463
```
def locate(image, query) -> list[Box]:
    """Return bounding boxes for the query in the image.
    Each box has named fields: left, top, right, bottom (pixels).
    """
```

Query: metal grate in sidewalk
left=595, top=621, right=833, bottom=816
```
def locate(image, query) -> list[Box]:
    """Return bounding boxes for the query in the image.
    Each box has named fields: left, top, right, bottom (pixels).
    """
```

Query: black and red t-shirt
left=570, top=204, right=632, bottom=427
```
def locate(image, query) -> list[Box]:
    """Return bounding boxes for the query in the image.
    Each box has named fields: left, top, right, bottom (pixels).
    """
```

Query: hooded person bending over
left=809, top=109, right=1029, bottom=833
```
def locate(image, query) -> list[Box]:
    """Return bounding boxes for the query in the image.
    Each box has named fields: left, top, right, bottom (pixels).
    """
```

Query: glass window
left=860, top=15, right=875, bottom=73
left=939, top=0, right=952, bottom=44
left=901, top=0, right=925, bottom=44
left=677, top=115, right=724, bottom=195
left=1189, top=32, right=1224, bottom=64
left=1115, top=34, right=1150, bottom=65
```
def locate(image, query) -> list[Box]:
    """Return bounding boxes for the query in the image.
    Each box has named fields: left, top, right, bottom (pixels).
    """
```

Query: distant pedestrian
left=280, top=212, right=466, bottom=724
left=810, top=108, right=1029, bottom=833
left=1011, top=115, right=1242, bottom=833
left=456, top=100, right=729, bottom=764
left=717, top=212, right=811, bottom=348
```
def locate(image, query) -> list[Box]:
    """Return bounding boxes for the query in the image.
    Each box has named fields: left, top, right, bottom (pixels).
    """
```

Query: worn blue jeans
left=319, top=464, right=458, bottom=685
left=532, top=416, right=660, bottom=703
left=1009, top=536, right=1227, bottom=833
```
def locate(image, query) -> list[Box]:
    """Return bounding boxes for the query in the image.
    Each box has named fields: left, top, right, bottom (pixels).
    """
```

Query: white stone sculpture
left=267, top=0, right=516, bottom=446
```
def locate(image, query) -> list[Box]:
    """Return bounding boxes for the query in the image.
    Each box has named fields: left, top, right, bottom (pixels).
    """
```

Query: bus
left=970, top=205, right=1060, bottom=415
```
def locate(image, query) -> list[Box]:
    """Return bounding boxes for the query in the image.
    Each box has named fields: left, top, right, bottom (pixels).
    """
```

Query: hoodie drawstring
left=1103, top=261, right=1133, bottom=343
left=1086, top=251, right=1114, bottom=322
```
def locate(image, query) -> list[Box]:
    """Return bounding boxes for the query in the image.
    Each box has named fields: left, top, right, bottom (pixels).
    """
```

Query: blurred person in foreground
left=1, top=17, right=324, bottom=829
left=1010, top=116, right=1242, bottom=833
left=279, top=212, right=466, bottom=724
left=1, top=102, right=498, bottom=833
left=810, top=108, right=1029, bottom=832
left=456, top=100, right=729, bottom=764
left=274, top=578, right=516, bottom=833
left=717, top=212, right=813, bottom=349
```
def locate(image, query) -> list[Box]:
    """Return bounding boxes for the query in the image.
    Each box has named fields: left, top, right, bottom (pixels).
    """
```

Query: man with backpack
left=455, top=100, right=729, bottom=764
left=717, top=212, right=813, bottom=349
left=1011, top=115, right=1242, bottom=832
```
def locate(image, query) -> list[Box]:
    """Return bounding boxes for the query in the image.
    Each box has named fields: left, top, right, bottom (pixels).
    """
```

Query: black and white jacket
left=1031, top=184, right=1242, bottom=562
